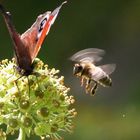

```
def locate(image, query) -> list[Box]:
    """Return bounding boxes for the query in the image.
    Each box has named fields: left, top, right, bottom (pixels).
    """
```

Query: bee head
left=73, top=63, right=83, bottom=76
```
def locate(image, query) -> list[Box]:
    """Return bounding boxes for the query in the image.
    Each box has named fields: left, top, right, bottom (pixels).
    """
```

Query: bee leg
left=80, top=77, right=84, bottom=87
left=86, top=79, right=91, bottom=88
left=91, top=82, right=98, bottom=96
left=85, top=79, right=91, bottom=93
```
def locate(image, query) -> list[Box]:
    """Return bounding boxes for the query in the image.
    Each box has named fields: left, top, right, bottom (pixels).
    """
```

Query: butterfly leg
left=14, top=75, right=23, bottom=95
left=90, top=82, right=98, bottom=96
left=6, top=65, right=17, bottom=80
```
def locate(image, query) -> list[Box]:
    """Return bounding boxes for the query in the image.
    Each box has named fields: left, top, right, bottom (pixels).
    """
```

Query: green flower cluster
left=0, top=58, right=76, bottom=140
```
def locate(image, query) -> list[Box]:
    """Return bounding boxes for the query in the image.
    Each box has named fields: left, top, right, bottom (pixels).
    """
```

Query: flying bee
left=70, top=48, right=116, bottom=96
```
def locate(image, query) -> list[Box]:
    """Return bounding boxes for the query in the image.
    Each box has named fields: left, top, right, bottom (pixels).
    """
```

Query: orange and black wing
left=0, top=2, right=66, bottom=71
left=21, top=1, right=67, bottom=62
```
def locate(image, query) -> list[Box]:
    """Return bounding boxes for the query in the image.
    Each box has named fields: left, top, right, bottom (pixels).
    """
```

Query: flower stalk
left=17, top=128, right=26, bottom=140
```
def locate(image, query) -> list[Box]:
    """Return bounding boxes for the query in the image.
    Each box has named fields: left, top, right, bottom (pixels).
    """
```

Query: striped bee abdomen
left=98, top=76, right=112, bottom=87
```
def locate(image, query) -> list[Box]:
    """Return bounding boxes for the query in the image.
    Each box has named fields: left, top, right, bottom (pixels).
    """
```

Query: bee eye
left=77, top=65, right=83, bottom=71
left=73, top=64, right=83, bottom=75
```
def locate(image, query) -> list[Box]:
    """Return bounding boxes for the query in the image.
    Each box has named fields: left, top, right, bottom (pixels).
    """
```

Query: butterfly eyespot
left=37, top=14, right=50, bottom=39
left=38, top=18, right=47, bottom=33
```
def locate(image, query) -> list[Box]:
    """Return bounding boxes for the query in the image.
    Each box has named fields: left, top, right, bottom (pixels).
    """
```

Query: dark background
left=0, top=0, right=140, bottom=140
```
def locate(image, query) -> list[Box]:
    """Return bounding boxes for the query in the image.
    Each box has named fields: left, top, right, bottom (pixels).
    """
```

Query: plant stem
left=17, top=128, right=26, bottom=140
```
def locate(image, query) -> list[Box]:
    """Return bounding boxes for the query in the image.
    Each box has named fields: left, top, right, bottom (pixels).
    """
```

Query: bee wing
left=91, top=67, right=106, bottom=81
left=91, top=64, right=116, bottom=81
left=99, top=64, right=116, bottom=75
left=70, top=48, right=105, bottom=63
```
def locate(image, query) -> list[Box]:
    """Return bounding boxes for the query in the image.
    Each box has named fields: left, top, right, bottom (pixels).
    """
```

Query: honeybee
left=70, top=48, right=116, bottom=95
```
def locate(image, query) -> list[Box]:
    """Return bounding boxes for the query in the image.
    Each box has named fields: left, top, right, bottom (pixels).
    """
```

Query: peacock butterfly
left=0, top=1, right=67, bottom=76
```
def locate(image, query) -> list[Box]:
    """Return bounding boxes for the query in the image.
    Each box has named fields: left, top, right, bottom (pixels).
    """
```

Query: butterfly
left=0, top=1, right=67, bottom=76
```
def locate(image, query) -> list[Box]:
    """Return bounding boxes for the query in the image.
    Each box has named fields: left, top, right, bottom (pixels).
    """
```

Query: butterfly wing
left=0, top=2, right=66, bottom=72
left=0, top=4, right=32, bottom=70
left=21, top=1, right=67, bottom=62
left=70, top=48, right=105, bottom=63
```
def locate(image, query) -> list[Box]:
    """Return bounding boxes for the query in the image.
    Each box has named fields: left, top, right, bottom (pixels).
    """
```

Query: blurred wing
left=21, top=1, right=67, bottom=61
left=99, top=64, right=116, bottom=75
left=91, top=67, right=106, bottom=81
left=91, top=64, right=116, bottom=81
left=70, top=48, right=105, bottom=63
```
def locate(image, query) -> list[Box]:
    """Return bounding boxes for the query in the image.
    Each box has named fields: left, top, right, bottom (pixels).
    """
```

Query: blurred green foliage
left=0, top=0, right=140, bottom=139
